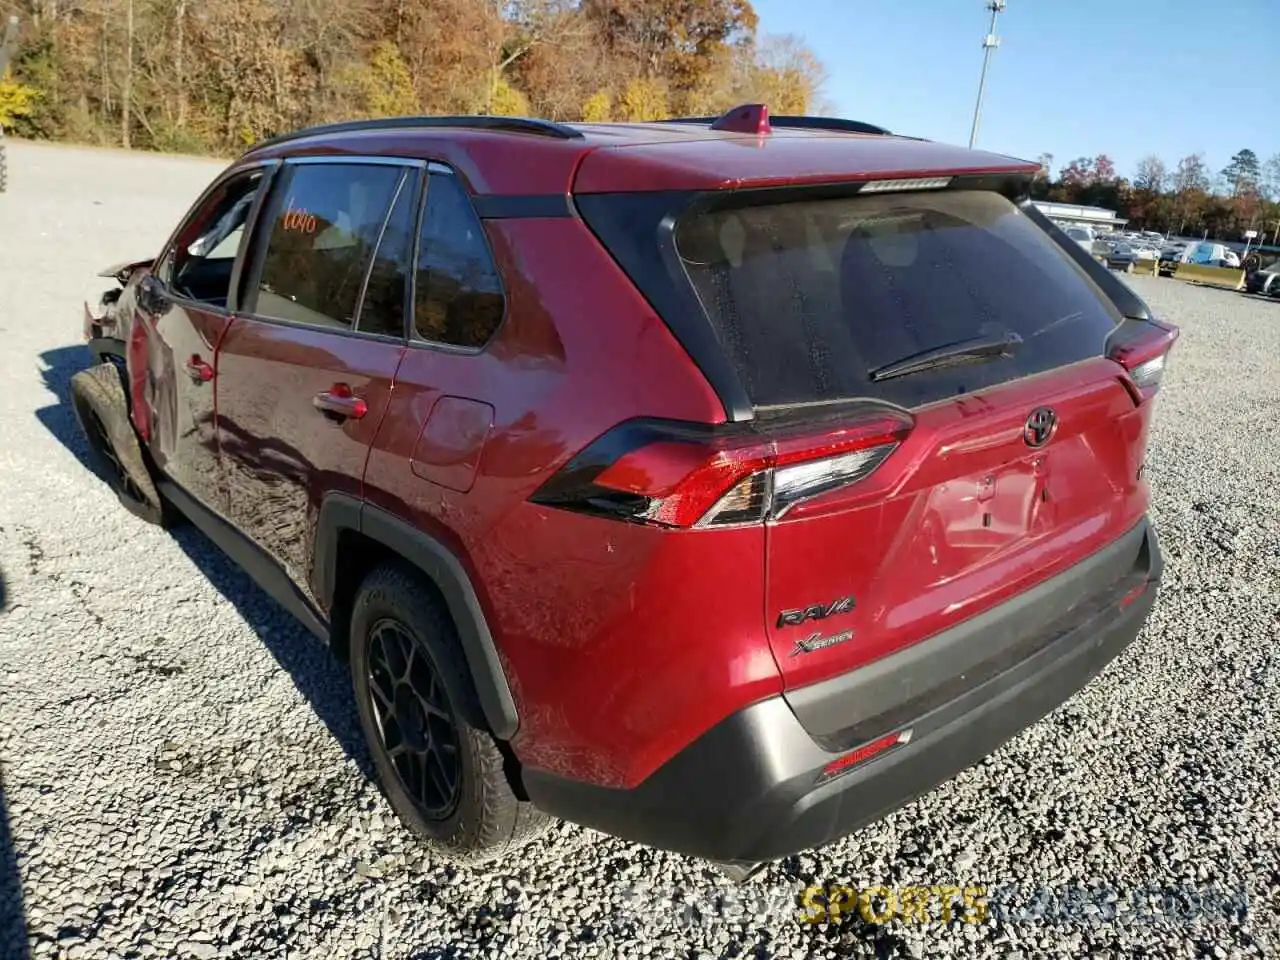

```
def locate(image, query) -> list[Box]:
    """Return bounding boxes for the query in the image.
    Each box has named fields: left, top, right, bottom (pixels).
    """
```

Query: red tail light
left=530, top=410, right=913, bottom=529
left=1107, top=318, right=1179, bottom=400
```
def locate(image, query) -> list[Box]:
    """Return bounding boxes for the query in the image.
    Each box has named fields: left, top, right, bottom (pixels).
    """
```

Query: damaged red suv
left=75, top=103, right=1176, bottom=879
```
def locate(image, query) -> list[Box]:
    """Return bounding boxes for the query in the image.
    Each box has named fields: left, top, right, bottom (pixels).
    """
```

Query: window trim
left=351, top=170, right=425, bottom=339
left=406, top=162, right=510, bottom=355
left=151, top=159, right=281, bottom=316
left=237, top=154, right=428, bottom=343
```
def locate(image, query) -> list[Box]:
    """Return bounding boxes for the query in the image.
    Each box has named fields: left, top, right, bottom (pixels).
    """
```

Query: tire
left=69, top=362, right=170, bottom=527
left=350, top=563, right=550, bottom=864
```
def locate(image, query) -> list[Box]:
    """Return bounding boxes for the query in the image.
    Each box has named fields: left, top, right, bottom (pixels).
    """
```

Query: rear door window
left=249, top=162, right=406, bottom=331
left=674, top=190, right=1124, bottom=409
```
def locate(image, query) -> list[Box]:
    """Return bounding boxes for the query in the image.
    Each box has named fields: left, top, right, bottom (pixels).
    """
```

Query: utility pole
left=968, top=0, right=1006, bottom=149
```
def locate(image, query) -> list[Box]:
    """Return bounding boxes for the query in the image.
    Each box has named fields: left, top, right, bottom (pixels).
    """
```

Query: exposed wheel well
left=327, top=527, right=397, bottom=663
left=317, top=499, right=521, bottom=743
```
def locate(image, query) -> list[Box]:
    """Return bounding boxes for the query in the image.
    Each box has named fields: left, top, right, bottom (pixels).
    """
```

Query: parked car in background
left=1106, top=243, right=1141, bottom=272
left=1198, top=243, right=1240, bottom=268
left=1108, top=241, right=1158, bottom=272
left=1158, top=247, right=1184, bottom=277
left=1160, top=241, right=1242, bottom=275
left=1064, top=226, right=1096, bottom=253
left=1243, top=260, right=1280, bottom=296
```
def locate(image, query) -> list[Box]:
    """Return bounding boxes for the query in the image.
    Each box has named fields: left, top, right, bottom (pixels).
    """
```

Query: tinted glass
left=356, top=176, right=416, bottom=338
left=674, top=190, right=1124, bottom=409
left=255, top=163, right=403, bottom=330
left=413, top=174, right=504, bottom=349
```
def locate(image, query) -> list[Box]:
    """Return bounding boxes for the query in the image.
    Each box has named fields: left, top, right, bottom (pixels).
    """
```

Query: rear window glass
left=674, top=190, right=1123, bottom=409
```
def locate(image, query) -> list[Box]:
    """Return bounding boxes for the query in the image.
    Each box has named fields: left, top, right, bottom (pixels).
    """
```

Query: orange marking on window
left=281, top=197, right=318, bottom=234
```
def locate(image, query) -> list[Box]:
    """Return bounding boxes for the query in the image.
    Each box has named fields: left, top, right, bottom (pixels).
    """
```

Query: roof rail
left=664, top=107, right=891, bottom=137
left=246, top=115, right=585, bottom=153
left=770, top=115, right=892, bottom=136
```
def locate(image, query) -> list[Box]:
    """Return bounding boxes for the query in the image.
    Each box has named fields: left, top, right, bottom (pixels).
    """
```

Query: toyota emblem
left=1023, top=407, right=1057, bottom=448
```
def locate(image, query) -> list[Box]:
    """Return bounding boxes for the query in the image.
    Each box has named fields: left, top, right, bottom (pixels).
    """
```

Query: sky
left=750, top=0, right=1280, bottom=183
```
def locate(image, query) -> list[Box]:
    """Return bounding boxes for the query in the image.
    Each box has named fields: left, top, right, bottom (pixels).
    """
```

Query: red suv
left=74, top=104, right=1176, bottom=879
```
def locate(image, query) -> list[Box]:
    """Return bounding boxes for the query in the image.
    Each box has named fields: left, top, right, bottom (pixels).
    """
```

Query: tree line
left=0, top=0, right=827, bottom=153
left=1032, top=149, right=1280, bottom=245
left=1, top=0, right=1274, bottom=250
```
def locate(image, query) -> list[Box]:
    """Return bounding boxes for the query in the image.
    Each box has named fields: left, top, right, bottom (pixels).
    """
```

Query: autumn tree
left=1092, top=154, right=1117, bottom=183
left=737, top=33, right=826, bottom=114
left=582, top=0, right=758, bottom=107
left=1220, top=148, right=1260, bottom=197
left=1133, top=155, right=1166, bottom=193
left=0, top=68, right=36, bottom=128
left=1263, top=154, right=1280, bottom=202
left=0, top=0, right=834, bottom=148
left=1171, top=154, right=1211, bottom=234
left=1058, top=157, right=1095, bottom=190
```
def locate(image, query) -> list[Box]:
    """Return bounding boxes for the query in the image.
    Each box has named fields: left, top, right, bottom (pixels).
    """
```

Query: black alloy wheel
left=365, top=617, right=462, bottom=820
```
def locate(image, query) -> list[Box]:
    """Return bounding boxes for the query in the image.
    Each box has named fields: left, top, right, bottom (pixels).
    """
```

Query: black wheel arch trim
left=315, top=494, right=520, bottom=740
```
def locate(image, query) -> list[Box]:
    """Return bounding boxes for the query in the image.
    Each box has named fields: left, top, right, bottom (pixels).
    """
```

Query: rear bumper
left=524, top=518, right=1162, bottom=863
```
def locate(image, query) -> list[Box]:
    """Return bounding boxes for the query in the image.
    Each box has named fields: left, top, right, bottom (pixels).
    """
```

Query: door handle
left=313, top=383, right=368, bottom=421
left=184, top=355, right=214, bottom=382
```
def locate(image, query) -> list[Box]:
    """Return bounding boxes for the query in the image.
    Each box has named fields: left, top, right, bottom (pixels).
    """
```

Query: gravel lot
left=1, top=140, right=1278, bottom=960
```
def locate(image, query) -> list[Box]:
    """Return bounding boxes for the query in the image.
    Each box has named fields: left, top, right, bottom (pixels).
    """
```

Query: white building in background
left=1032, top=200, right=1128, bottom=234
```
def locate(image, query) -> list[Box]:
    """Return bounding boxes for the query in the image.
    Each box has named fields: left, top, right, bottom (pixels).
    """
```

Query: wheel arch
left=315, top=494, right=520, bottom=741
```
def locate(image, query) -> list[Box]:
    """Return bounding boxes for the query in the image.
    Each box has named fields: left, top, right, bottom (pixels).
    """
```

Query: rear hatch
left=578, top=180, right=1176, bottom=693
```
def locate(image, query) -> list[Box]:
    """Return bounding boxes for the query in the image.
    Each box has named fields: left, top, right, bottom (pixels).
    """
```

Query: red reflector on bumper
left=818, top=728, right=913, bottom=783
left=1119, top=582, right=1148, bottom=609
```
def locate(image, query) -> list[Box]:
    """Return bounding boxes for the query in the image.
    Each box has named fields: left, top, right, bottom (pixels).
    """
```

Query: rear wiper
left=868, top=332, right=1022, bottom=383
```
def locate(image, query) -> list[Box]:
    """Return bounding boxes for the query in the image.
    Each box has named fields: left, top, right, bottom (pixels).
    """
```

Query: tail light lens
left=530, top=410, right=913, bottom=529
left=816, top=728, right=914, bottom=785
left=1107, top=318, right=1180, bottom=399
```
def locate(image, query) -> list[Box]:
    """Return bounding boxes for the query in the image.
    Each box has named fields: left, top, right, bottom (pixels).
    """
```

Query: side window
left=356, top=176, right=417, bottom=338
left=165, top=169, right=265, bottom=307
left=252, top=163, right=404, bottom=331
left=413, top=174, right=505, bottom=349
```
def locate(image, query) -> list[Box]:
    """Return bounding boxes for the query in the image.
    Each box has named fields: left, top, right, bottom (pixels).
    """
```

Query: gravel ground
left=1, top=140, right=1278, bottom=960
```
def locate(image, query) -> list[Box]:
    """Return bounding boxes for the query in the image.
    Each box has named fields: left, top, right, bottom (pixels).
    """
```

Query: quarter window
left=413, top=174, right=505, bottom=349
left=253, top=163, right=405, bottom=331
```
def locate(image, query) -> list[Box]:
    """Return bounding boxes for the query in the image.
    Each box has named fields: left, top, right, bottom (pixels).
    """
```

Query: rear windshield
left=673, top=190, right=1123, bottom=409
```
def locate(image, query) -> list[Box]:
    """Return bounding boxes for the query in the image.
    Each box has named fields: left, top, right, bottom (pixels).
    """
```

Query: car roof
left=240, top=108, right=1040, bottom=198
